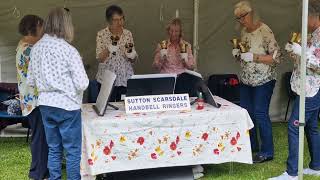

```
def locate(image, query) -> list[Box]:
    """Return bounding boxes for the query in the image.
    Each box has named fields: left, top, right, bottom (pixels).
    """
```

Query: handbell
left=160, top=40, right=168, bottom=49
left=111, top=35, right=120, bottom=46
left=295, top=33, right=301, bottom=44
left=180, top=42, right=187, bottom=53
left=238, top=42, right=248, bottom=53
left=230, top=38, right=239, bottom=49
left=125, top=43, right=134, bottom=53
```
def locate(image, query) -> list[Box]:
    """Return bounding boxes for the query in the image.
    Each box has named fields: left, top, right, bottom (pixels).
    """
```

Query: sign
left=125, top=94, right=191, bottom=114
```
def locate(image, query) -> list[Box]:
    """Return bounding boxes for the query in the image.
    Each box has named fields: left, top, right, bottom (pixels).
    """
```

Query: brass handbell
left=125, top=43, right=134, bottom=53
left=289, top=32, right=301, bottom=44
left=160, top=40, right=168, bottom=49
left=230, top=38, right=239, bottom=49
left=111, top=35, right=120, bottom=46
left=238, top=42, right=249, bottom=53
left=180, top=42, right=187, bottom=53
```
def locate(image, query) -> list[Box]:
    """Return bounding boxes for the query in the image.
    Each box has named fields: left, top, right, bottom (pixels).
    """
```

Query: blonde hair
left=44, top=8, right=74, bottom=43
left=234, top=1, right=260, bottom=24
left=166, top=18, right=183, bottom=38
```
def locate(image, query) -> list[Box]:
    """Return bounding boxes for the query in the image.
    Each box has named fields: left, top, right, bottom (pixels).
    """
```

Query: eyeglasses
left=235, top=12, right=249, bottom=22
left=112, top=16, right=124, bottom=22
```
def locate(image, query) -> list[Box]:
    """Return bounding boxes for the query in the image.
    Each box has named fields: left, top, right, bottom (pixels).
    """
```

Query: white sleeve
left=68, top=48, right=89, bottom=91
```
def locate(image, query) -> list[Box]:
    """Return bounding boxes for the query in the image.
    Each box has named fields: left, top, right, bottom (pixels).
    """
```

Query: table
left=80, top=96, right=253, bottom=179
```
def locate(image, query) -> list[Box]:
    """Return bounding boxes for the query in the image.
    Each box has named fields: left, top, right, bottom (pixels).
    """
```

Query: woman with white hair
left=270, top=0, right=320, bottom=179
left=232, top=1, right=281, bottom=163
left=28, top=7, right=89, bottom=180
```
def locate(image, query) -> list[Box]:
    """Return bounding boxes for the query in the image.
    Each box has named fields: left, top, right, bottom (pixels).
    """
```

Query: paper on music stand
left=184, top=69, right=202, bottom=78
left=93, top=70, right=116, bottom=116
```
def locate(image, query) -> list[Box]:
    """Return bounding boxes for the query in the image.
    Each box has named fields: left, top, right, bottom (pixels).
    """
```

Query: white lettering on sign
left=125, top=94, right=191, bottom=114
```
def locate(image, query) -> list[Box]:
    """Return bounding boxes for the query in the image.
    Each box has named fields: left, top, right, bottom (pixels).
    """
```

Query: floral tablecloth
left=80, top=96, right=253, bottom=179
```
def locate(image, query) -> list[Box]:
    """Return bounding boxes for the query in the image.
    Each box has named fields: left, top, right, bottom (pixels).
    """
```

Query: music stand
left=126, top=74, right=177, bottom=97
left=176, top=70, right=221, bottom=108
left=93, top=70, right=118, bottom=116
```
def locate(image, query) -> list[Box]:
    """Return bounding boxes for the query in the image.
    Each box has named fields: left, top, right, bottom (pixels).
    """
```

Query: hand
left=232, top=49, right=240, bottom=58
left=285, top=42, right=301, bottom=56
left=240, top=52, right=254, bottom=62
left=108, top=45, right=119, bottom=55
left=125, top=49, right=137, bottom=60
left=98, top=49, right=109, bottom=63
left=180, top=53, right=188, bottom=62
left=160, top=49, right=168, bottom=59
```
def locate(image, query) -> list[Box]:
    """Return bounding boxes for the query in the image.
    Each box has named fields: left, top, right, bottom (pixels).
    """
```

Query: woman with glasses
left=232, top=1, right=281, bottom=163
left=92, top=5, right=138, bottom=102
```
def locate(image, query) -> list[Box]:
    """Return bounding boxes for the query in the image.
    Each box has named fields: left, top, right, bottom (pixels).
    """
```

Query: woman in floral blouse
left=94, top=5, right=138, bottom=102
left=16, top=15, right=48, bottom=179
left=232, top=1, right=281, bottom=163
left=270, top=0, right=320, bottom=179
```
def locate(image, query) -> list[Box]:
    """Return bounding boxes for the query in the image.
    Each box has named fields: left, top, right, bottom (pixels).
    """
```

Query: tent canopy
left=0, top=0, right=303, bottom=121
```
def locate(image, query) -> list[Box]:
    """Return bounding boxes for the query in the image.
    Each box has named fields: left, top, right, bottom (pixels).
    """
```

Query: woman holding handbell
left=232, top=0, right=281, bottom=163
left=93, top=5, right=138, bottom=102
left=153, top=18, right=195, bottom=74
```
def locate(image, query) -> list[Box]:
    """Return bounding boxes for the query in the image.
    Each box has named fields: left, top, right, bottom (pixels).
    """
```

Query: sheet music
left=130, top=73, right=177, bottom=79
left=184, top=69, right=203, bottom=78
left=95, top=70, right=116, bottom=115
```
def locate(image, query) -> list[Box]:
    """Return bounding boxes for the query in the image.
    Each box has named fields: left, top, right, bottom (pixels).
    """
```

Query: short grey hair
left=309, top=0, right=320, bottom=17
left=44, top=8, right=74, bottom=43
left=234, top=1, right=260, bottom=24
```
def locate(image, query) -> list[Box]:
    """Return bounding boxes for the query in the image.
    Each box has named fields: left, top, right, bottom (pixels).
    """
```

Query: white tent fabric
left=0, top=0, right=303, bottom=121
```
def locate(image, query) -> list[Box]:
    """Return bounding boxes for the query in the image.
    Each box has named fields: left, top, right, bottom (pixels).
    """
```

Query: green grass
left=0, top=123, right=319, bottom=180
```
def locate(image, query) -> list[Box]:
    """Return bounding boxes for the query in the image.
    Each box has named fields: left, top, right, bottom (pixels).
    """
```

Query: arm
left=68, top=49, right=89, bottom=91
left=126, top=31, right=138, bottom=62
left=96, top=31, right=109, bottom=63
left=152, top=44, right=163, bottom=70
left=306, top=46, right=320, bottom=73
left=27, top=47, right=36, bottom=87
left=183, top=44, right=196, bottom=70
left=255, top=31, right=281, bottom=65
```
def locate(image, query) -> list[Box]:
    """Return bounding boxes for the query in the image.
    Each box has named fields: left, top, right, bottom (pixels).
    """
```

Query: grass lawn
left=0, top=123, right=319, bottom=180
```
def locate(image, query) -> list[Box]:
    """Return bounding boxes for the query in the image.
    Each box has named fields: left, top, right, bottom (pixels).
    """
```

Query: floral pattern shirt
left=290, top=27, right=320, bottom=97
left=153, top=39, right=196, bottom=74
left=16, top=41, right=38, bottom=116
left=240, top=23, right=281, bottom=86
left=96, top=27, right=136, bottom=87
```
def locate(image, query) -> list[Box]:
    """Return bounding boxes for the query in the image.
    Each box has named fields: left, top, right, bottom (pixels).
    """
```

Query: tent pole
left=298, top=0, right=308, bottom=179
left=193, top=0, right=199, bottom=69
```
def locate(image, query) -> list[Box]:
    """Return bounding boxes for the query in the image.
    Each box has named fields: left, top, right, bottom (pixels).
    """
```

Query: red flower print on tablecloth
left=201, top=132, right=209, bottom=141
left=176, top=136, right=180, bottom=144
left=110, top=140, right=114, bottom=149
left=213, top=149, right=220, bottom=155
left=88, top=159, right=93, bottom=165
left=103, top=146, right=111, bottom=156
left=237, top=147, right=242, bottom=152
left=236, top=132, right=240, bottom=140
left=137, top=137, right=145, bottom=145
left=230, top=137, right=237, bottom=146
left=170, top=142, right=177, bottom=151
left=151, top=153, right=157, bottom=159
left=111, top=156, right=117, bottom=160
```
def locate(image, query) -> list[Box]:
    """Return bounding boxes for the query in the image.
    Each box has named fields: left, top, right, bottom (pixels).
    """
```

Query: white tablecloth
left=80, top=96, right=253, bottom=179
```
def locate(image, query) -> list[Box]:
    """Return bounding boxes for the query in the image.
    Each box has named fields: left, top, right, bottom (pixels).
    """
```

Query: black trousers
left=28, top=107, right=49, bottom=180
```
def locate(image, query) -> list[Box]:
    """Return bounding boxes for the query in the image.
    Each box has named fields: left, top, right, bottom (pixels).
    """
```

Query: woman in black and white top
left=28, top=7, right=89, bottom=180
